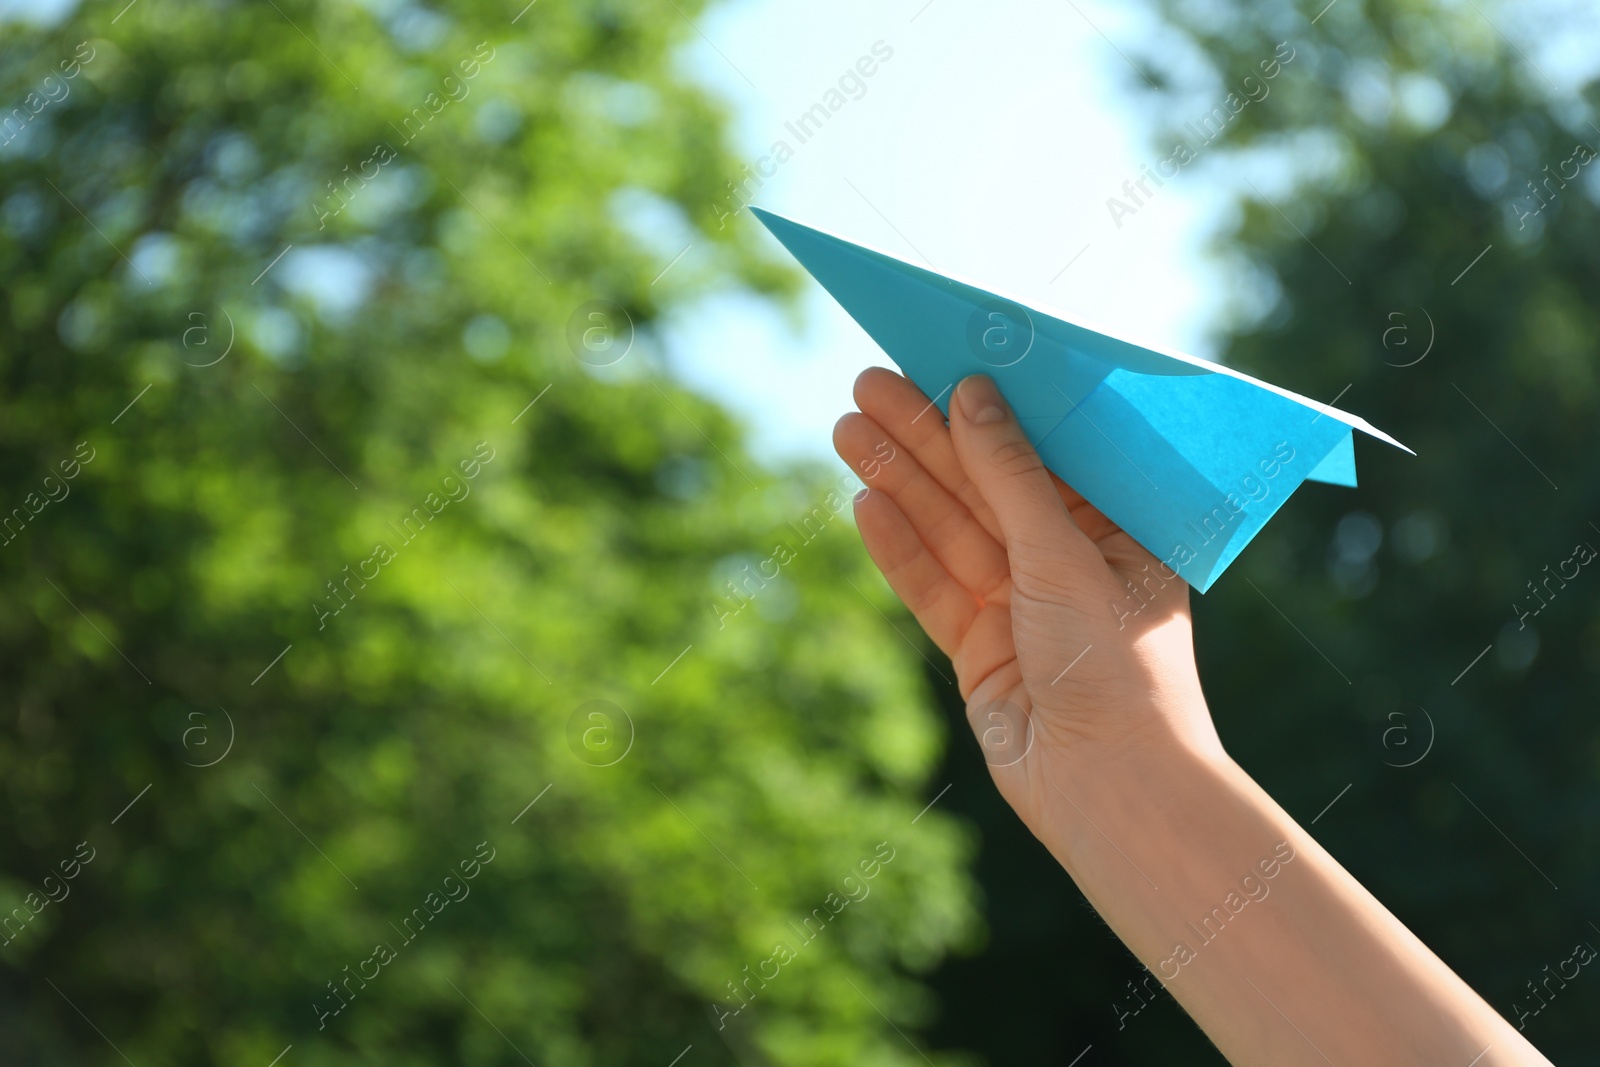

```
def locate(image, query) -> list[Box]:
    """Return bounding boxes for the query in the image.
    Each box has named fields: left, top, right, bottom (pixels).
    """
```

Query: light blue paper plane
left=751, top=207, right=1411, bottom=593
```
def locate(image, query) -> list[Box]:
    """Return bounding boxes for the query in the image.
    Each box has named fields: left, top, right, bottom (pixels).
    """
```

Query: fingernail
left=853, top=487, right=869, bottom=503
left=957, top=375, right=1009, bottom=424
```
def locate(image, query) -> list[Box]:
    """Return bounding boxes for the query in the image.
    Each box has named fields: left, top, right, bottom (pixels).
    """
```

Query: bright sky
left=2, top=0, right=1224, bottom=452
left=657, top=0, right=1225, bottom=466
left=8, top=0, right=1598, bottom=471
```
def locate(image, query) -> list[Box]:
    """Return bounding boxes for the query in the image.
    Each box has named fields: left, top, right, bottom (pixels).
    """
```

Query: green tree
left=0, top=2, right=977, bottom=1064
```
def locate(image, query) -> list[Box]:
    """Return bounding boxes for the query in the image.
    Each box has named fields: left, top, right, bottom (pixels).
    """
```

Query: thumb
left=949, top=374, right=1100, bottom=584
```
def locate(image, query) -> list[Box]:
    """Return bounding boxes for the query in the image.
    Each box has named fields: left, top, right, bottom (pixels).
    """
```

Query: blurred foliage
left=6, top=0, right=1598, bottom=1064
left=924, top=0, right=1600, bottom=1063
left=0, top=1, right=978, bottom=1064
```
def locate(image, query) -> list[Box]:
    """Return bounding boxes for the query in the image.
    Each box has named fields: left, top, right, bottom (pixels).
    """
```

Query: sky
left=646, top=0, right=1600, bottom=470
left=2, top=0, right=1227, bottom=471
left=653, top=0, right=1227, bottom=467
left=9, top=0, right=1593, bottom=475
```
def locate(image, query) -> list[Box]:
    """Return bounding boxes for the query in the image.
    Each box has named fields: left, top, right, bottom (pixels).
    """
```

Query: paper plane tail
left=1305, top=432, right=1358, bottom=487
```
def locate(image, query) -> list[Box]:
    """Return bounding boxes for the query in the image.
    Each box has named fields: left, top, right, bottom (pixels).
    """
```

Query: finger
left=852, top=367, right=1004, bottom=543
left=851, top=488, right=980, bottom=658
left=833, top=411, right=1010, bottom=602
left=858, top=366, right=1126, bottom=550
left=948, top=374, right=1105, bottom=590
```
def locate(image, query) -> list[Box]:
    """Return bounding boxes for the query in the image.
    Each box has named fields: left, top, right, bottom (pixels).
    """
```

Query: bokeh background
left=2, top=0, right=1598, bottom=1064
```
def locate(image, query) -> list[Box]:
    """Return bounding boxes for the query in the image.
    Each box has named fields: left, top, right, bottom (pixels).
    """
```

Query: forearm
left=1029, top=719, right=1550, bottom=1066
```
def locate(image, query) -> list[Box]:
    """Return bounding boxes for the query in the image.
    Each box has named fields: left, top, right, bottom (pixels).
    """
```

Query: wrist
left=1035, top=674, right=1230, bottom=792
left=1025, top=708, right=1239, bottom=882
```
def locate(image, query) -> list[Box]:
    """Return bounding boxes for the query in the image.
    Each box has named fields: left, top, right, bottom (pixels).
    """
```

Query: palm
left=834, top=368, right=1199, bottom=811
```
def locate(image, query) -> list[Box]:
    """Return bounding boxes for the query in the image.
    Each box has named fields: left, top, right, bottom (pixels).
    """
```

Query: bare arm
left=833, top=368, right=1549, bottom=1067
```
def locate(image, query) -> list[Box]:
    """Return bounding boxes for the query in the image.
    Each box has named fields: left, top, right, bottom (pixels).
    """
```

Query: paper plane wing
left=751, top=206, right=1409, bottom=593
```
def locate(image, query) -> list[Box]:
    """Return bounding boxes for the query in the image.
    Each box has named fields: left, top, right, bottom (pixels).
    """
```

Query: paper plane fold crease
left=751, top=206, right=1410, bottom=593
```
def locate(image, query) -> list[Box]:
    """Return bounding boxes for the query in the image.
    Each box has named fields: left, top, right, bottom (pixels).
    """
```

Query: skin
left=834, top=368, right=1552, bottom=1067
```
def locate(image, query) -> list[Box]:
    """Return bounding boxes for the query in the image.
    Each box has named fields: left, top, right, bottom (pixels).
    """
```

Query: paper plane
left=751, top=207, right=1410, bottom=593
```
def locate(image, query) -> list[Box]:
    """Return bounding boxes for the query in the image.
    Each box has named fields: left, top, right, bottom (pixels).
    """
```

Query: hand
left=833, top=368, right=1224, bottom=832
left=839, top=370, right=1553, bottom=1067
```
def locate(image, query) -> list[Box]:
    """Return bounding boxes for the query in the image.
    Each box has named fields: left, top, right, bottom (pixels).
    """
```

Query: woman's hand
left=836, top=368, right=1553, bottom=1067
left=833, top=368, right=1224, bottom=833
